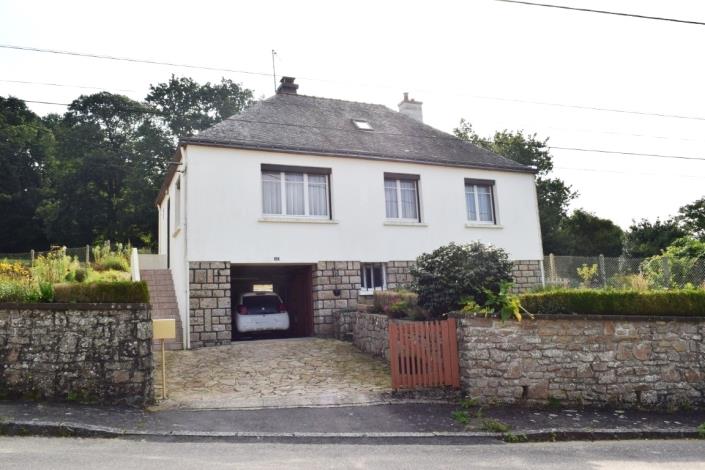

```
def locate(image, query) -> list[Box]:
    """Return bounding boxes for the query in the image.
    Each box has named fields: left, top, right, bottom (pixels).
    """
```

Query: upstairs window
left=384, top=173, right=420, bottom=221
left=261, top=164, right=331, bottom=218
left=465, top=179, right=496, bottom=224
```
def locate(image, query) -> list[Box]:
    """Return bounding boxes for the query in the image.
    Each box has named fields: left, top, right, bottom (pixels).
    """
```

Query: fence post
left=85, top=244, right=90, bottom=266
left=598, top=254, right=607, bottom=287
left=549, top=253, right=556, bottom=284
left=30, top=249, right=35, bottom=267
left=662, top=257, right=671, bottom=287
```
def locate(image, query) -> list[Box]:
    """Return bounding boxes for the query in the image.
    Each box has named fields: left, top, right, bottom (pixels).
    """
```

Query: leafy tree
left=624, top=218, right=686, bottom=258
left=146, top=75, right=254, bottom=139
left=0, top=97, right=54, bottom=251
left=454, top=119, right=576, bottom=254
left=678, top=197, right=705, bottom=240
left=410, top=242, right=513, bottom=316
left=560, top=209, right=624, bottom=257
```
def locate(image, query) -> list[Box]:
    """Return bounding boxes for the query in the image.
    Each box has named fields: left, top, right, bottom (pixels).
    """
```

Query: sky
left=1, top=0, right=704, bottom=229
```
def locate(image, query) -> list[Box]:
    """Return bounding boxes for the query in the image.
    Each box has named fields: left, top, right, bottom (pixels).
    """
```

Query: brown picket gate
left=388, top=318, right=460, bottom=390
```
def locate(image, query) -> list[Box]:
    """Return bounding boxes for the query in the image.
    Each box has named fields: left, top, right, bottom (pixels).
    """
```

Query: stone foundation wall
left=456, top=315, right=705, bottom=408
left=313, top=261, right=361, bottom=336
left=332, top=311, right=389, bottom=360
left=385, top=261, right=415, bottom=289
left=511, top=260, right=543, bottom=292
left=0, top=303, right=153, bottom=405
left=189, top=261, right=231, bottom=348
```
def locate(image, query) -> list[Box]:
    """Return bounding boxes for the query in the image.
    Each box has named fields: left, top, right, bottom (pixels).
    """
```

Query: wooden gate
left=388, top=318, right=460, bottom=390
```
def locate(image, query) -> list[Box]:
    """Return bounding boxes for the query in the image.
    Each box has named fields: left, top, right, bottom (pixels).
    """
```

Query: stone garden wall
left=456, top=315, right=705, bottom=408
left=189, top=261, right=231, bottom=348
left=0, top=303, right=153, bottom=405
left=333, top=311, right=389, bottom=360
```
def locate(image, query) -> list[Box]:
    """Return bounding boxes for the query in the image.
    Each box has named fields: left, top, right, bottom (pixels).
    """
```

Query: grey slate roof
left=180, top=93, right=534, bottom=173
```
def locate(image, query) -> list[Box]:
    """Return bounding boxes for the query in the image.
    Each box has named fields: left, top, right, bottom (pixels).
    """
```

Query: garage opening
left=230, top=264, right=314, bottom=341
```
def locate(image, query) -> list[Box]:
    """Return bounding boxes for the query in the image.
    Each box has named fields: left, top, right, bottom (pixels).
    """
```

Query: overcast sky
left=1, top=0, right=704, bottom=228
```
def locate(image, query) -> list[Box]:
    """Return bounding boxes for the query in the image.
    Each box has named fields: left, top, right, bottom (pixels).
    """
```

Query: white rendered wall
left=158, top=166, right=188, bottom=347
left=182, top=145, right=543, bottom=264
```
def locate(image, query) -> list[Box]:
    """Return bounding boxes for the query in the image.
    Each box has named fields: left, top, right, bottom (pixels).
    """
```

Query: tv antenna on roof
left=271, top=49, right=277, bottom=93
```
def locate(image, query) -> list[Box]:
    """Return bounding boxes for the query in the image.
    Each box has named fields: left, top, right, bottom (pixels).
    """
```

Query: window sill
left=258, top=217, right=338, bottom=224
left=465, top=223, right=503, bottom=229
left=384, top=220, right=428, bottom=227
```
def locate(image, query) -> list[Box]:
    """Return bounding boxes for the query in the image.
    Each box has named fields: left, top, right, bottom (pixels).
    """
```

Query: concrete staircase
left=141, top=269, right=183, bottom=350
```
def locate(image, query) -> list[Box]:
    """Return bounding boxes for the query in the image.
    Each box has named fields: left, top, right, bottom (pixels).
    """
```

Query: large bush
left=641, top=237, right=705, bottom=288
left=520, top=289, right=705, bottom=317
left=410, top=242, right=513, bottom=316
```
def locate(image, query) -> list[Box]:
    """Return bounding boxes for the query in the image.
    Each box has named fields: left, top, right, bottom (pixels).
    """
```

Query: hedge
left=53, top=281, right=149, bottom=303
left=519, top=289, right=705, bottom=317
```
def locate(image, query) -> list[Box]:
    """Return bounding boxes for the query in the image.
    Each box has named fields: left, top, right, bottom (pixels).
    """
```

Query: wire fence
left=0, top=244, right=139, bottom=267
left=544, top=254, right=705, bottom=289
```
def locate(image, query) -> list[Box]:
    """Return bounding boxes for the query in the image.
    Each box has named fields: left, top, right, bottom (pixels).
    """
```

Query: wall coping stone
left=449, top=311, right=705, bottom=323
left=0, top=302, right=150, bottom=311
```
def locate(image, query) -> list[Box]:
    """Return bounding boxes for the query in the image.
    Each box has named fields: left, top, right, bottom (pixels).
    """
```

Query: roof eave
left=178, top=137, right=538, bottom=175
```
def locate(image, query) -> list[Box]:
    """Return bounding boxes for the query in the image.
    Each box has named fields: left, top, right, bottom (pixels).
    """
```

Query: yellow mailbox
left=153, top=319, right=176, bottom=399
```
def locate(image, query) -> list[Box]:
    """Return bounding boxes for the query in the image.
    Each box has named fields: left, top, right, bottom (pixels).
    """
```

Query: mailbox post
left=152, top=319, right=176, bottom=399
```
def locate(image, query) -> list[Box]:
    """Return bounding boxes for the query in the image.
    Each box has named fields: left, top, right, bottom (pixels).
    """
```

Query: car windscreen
left=242, top=295, right=280, bottom=314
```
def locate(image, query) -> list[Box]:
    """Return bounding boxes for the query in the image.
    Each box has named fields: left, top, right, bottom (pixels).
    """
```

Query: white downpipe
left=130, top=248, right=141, bottom=281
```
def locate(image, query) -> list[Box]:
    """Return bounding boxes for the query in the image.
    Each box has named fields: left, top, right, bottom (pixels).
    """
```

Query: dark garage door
left=230, top=264, right=314, bottom=340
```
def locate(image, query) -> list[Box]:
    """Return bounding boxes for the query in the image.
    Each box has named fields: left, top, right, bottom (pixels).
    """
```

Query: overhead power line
left=550, top=146, right=705, bottom=162
left=3, top=43, right=705, bottom=123
left=494, top=0, right=705, bottom=26
left=0, top=44, right=274, bottom=78
left=0, top=78, right=136, bottom=93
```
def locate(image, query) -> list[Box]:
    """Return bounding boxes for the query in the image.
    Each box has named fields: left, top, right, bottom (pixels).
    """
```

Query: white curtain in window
left=465, top=185, right=477, bottom=220
left=308, top=174, right=328, bottom=216
left=262, top=172, right=282, bottom=215
left=285, top=173, right=305, bottom=215
left=477, top=185, right=493, bottom=222
left=384, top=179, right=398, bottom=218
left=400, top=180, right=418, bottom=219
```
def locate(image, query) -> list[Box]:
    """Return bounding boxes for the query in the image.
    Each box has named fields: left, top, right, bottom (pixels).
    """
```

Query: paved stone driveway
left=153, top=338, right=392, bottom=410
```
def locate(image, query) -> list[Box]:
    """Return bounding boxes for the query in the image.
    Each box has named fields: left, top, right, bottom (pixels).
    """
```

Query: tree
left=410, top=242, right=513, bottom=316
left=454, top=119, right=577, bottom=254
left=0, top=97, right=55, bottom=251
left=678, top=197, right=705, bottom=240
left=623, top=218, right=685, bottom=258
left=146, top=75, right=254, bottom=139
left=641, top=237, right=705, bottom=288
left=560, top=209, right=624, bottom=257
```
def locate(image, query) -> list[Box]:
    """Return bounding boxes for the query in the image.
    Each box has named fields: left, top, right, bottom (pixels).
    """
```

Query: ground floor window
left=361, top=263, right=385, bottom=292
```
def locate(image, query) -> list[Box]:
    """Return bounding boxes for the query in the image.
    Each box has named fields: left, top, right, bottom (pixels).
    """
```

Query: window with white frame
left=261, top=164, right=331, bottom=218
left=361, top=263, right=385, bottom=291
left=465, top=179, right=496, bottom=224
left=384, top=173, right=420, bottom=221
left=174, top=177, right=182, bottom=228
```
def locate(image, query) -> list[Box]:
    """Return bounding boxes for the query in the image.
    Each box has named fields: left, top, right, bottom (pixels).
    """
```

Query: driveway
left=153, top=338, right=392, bottom=410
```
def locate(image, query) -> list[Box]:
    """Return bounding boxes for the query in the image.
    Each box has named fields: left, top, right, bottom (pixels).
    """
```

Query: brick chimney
left=398, top=92, right=423, bottom=122
left=276, top=76, right=299, bottom=95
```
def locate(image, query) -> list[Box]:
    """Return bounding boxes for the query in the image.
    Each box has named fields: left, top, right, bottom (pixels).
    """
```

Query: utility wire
left=13, top=99, right=705, bottom=162
left=494, top=0, right=705, bottom=26
left=3, top=43, right=705, bottom=122
left=0, top=78, right=137, bottom=93
left=551, top=146, right=705, bottom=162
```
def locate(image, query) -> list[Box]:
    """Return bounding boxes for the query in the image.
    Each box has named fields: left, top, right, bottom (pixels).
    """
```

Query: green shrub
left=0, top=279, right=36, bottom=302
left=95, top=255, right=129, bottom=272
left=53, top=281, right=149, bottom=303
left=74, top=268, right=87, bottom=283
left=373, top=290, right=418, bottom=311
left=520, top=289, right=705, bottom=316
left=641, top=237, right=705, bottom=288
left=410, top=242, right=513, bottom=316
left=32, top=248, right=80, bottom=284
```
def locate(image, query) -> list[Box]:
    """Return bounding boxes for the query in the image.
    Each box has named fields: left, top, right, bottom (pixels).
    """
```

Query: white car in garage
left=235, top=292, right=290, bottom=333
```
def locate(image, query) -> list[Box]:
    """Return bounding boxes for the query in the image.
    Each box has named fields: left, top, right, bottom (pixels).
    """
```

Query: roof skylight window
left=352, top=119, right=373, bottom=131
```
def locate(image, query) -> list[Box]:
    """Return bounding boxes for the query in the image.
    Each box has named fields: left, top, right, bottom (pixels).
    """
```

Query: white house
left=154, top=77, right=543, bottom=349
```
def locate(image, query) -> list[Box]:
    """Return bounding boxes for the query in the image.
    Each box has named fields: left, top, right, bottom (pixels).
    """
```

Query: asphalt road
left=1, top=437, right=705, bottom=469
